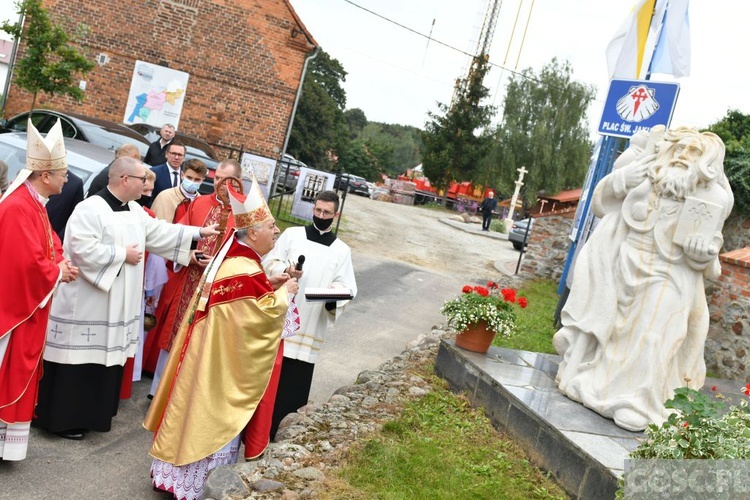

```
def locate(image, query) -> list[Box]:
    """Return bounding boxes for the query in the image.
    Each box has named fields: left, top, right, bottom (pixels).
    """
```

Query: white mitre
left=0, top=118, right=67, bottom=203
left=227, top=173, right=272, bottom=229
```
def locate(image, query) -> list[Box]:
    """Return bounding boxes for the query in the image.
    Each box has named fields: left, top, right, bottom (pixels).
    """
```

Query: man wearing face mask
left=150, top=159, right=207, bottom=223
left=144, top=160, right=242, bottom=394
left=262, top=190, right=357, bottom=440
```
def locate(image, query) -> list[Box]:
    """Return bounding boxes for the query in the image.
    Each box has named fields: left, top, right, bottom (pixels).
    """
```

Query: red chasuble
left=143, top=195, right=234, bottom=373
left=0, top=185, right=62, bottom=423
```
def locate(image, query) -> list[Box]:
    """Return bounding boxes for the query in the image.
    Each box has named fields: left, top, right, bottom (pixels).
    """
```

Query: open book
left=304, top=288, right=354, bottom=302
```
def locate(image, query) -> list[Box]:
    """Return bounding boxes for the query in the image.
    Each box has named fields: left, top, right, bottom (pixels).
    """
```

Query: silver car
left=0, top=132, right=113, bottom=193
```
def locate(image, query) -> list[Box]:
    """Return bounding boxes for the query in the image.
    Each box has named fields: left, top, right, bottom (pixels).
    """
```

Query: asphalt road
left=0, top=225, right=517, bottom=499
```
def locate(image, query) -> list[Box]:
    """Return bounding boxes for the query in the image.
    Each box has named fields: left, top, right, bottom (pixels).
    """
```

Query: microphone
left=295, top=255, right=306, bottom=271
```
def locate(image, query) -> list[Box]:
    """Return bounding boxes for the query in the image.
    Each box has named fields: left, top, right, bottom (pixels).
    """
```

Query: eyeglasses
left=168, top=151, right=185, bottom=157
left=121, top=174, right=148, bottom=183
left=45, top=171, right=68, bottom=179
left=313, top=207, right=336, bottom=218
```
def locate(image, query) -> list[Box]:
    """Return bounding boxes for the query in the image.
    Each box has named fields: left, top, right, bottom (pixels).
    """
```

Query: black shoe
left=55, top=429, right=85, bottom=440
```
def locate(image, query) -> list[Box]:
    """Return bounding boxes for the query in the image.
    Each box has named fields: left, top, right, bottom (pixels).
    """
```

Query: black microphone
left=295, top=255, right=306, bottom=271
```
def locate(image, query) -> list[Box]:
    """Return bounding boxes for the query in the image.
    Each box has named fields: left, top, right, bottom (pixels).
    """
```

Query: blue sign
left=598, top=79, right=680, bottom=138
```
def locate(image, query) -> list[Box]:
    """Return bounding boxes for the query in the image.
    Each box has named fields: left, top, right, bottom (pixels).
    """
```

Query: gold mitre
left=227, top=173, right=272, bottom=229
left=26, top=118, right=67, bottom=171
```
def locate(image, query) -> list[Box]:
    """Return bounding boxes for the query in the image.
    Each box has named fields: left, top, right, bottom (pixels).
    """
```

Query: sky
left=2, top=0, right=749, bottom=138
left=288, top=0, right=750, bottom=138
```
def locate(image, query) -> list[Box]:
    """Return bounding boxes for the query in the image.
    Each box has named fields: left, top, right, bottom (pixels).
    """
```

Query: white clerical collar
left=312, top=222, right=332, bottom=234
left=23, top=180, right=49, bottom=206
left=105, top=187, right=128, bottom=206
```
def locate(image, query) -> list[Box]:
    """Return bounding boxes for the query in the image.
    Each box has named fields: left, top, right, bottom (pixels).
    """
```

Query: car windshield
left=0, top=140, right=96, bottom=188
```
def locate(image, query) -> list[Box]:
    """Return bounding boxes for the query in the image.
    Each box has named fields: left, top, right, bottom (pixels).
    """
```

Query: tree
left=287, top=49, right=347, bottom=171
left=420, top=55, right=496, bottom=203
left=489, top=58, right=595, bottom=207
left=707, top=109, right=750, bottom=215
left=2, top=0, right=95, bottom=110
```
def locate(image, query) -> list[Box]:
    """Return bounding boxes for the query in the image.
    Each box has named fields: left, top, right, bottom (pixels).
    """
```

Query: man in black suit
left=47, top=171, right=84, bottom=242
left=150, top=141, right=186, bottom=202
left=143, top=124, right=176, bottom=166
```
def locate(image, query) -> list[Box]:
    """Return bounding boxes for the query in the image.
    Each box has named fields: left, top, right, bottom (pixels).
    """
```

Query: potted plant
left=441, top=282, right=527, bottom=353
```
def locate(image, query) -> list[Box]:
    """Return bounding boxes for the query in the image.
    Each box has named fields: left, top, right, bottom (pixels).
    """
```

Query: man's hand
left=190, top=250, right=212, bottom=267
left=58, top=259, right=79, bottom=283
left=199, top=223, right=220, bottom=238
left=683, top=234, right=718, bottom=262
left=284, top=277, right=299, bottom=295
left=284, top=265, right=303, bottom=280
left=125, top=244, right=143, bottom=265
left=269, top=273, right=290, bottom=290
left=624, top=152, right=657, bottom=188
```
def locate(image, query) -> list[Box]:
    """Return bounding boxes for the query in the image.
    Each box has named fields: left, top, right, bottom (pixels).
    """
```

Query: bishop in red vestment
left=0, top=119, right=78, bottom=460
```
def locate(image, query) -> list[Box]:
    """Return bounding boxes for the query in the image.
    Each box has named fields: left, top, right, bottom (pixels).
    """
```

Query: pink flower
left=474, top=286, right=490, bottom=297
left=518, top=297, right=528, bottom=308
left=501, top=288, right=516, bottom=303
left=462, top=285, right=473, bottom=294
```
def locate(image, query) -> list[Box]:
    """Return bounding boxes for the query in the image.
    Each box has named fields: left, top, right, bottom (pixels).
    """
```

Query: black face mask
left=313, top=215, right=333, bottom=231
left=137, top=195, right=152, bottom=207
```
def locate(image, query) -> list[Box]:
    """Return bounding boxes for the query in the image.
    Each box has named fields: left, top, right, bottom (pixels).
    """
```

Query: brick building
left=3, top=0, right=317, bottom=160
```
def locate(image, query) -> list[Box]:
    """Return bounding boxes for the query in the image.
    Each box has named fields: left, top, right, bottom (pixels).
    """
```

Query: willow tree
left=489, top=58, right=595, bottom=206
left=2, top=0, right=94, bottom=111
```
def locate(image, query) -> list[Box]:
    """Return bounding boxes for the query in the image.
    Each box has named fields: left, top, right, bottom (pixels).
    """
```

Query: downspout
left=1, top=10, right=26, bottom=117
left=273, top=45, right=319, bottom=196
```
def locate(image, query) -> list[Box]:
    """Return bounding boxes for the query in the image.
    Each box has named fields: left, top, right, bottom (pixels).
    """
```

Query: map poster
left=123, top=61, right=189, bottom=128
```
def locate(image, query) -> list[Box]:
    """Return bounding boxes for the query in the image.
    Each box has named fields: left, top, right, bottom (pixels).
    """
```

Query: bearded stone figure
left=553, top=126, right=734, bottom=431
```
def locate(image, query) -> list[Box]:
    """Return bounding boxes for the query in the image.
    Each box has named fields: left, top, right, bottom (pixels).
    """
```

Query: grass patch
left=492, top=279, right=559, bottom=354
left=327, top=368, right=568, bottom=499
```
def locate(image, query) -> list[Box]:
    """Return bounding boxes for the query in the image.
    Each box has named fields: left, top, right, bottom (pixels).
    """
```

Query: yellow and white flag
left=606, top=0, right=691, bottom=79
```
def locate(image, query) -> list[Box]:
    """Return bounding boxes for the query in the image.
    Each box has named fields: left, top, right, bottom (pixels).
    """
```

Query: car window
left=0, top=141, right=27, bottom=181
left=78, top=123, right=149, bottom=157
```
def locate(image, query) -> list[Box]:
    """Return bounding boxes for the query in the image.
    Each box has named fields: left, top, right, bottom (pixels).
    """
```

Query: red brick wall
left=4, top=0, right=316, bottom=160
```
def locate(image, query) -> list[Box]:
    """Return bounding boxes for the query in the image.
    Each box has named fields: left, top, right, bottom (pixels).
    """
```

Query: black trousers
left=270, top=357, right=315, bottom=440
left=482, top=212, right=492, bottom=230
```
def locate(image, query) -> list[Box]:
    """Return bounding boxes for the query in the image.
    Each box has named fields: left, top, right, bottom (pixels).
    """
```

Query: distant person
left=33, top=156, right=219, bottom=440
left=262, top=190, right=357, bottom=439
left=143, top=123, right=175, bottom=166
left=480, top=191, right=498, bottom=231
left=46, top=170, right=84, bottom=241
left=150, top=141, right=186, bottom=203
left=0, top=159, right=8, bottom=194
left=0, top=119, right=78, bottom=461
left=150, top=158, right=207, bottom=223
left=86, top=143, right=142, bottom=198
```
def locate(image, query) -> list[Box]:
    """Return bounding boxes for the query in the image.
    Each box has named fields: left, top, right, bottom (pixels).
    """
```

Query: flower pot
left=455, top=320, right=495, bottom=353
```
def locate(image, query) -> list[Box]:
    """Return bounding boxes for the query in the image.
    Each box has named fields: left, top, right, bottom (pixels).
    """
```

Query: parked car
left=0, top=109, right=151, bottom=160
left=508, top=218, right=534, bottom=251
left=127, top=122, right=221, bottom=195
left=334, top=173, right=370, bottom=197
left=274, top=154, right=306, bottom=192
left=0, top=132, right=113, bottom=194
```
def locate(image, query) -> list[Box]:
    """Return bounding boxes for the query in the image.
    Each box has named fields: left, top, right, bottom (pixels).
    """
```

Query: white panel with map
left=123, top=61, right=189, bottom=128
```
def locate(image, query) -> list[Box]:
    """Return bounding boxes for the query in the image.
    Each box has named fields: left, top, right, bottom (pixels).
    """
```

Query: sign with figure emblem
left=598, top=79, right=679, bottom=139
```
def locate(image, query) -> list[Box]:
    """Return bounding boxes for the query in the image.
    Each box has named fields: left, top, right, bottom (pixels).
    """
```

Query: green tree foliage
left=344, top=108, right=367, bottom=139
left=707, top=109, right=750, bottom=215
left=2, top=0, right=95, bottom=110
left=287, top=50, right=348, bottom=170
left=359, top=122, right=422, bottom=178
left=489, top=58, right=594, bottom=207
left=420, top=55, right=496, bottom=199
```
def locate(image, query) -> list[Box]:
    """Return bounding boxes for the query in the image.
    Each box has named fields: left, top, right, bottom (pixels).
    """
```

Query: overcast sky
left=290, top=0, right=750, bottom=137
left=2, top=0, right=749, bottom=137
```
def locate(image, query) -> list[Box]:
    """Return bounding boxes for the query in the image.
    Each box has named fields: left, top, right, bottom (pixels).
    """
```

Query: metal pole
left=1, top=11, right=25, bottom=117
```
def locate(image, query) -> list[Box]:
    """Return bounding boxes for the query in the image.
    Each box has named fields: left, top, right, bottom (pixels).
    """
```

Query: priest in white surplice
left=34, top=157, right=219, bottom=440
left=262, top=190, right=357, bottom=439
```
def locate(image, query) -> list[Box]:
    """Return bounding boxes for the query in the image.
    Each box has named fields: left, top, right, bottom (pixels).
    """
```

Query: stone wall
left=4, top=0, right=315, bottom=158
left=705, top=248, right=750, bottom=380
left=518, top=210, right=750, bottom=381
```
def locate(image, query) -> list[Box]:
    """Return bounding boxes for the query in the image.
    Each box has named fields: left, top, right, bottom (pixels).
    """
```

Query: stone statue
left=553, top=126, right=734, bottom=431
